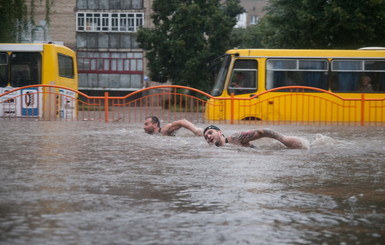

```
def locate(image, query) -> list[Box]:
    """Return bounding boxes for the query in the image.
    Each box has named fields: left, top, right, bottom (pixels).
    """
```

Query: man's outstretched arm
left=228, top=129, right=308, bottom=149
left=162, top=119, right=203, bottom=136
left=227, top=130, right=264, bottom=147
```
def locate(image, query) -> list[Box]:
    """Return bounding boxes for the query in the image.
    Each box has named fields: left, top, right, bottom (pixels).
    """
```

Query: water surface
left=0, top=121, right=384, bottom=244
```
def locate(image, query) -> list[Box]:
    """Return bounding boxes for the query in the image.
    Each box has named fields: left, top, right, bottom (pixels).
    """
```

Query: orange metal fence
left=1, top=85, right=385, bottom=125
left=204, top=86, right=385, bottom=126
left=0, top=85, right=211, bottom=123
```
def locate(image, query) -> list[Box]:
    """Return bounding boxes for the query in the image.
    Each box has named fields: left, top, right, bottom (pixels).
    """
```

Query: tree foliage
left=0, top=0, right=53, bottom=43
left=257, top=0, right=385, bottom=49
left=0, top=0, right=27, bottom=42
left=229, top=25, right=262, bottom=49
left=137, top=0, right=244, bottom=91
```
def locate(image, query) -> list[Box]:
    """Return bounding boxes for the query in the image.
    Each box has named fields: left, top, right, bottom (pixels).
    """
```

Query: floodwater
left=0, top=121, right=384, bottom=245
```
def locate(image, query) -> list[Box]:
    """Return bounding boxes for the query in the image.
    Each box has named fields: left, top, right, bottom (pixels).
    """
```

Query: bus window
left=0, top=53, right=7, bottom=87
left=299, top=60, right=328, bottom=89
left=228, top=59, right=257, bottom=95
left=364, top=60, right=385, bottom=92
left=0, top=53, right=7, bottom=65
left=10, top=52, right=42, bottom=87
left=331, top=60, right=385, bottom=92
left=331, top=60, right=361, bottom=92
left=266, top=59, right=328, bottom=90
left=58, top=54, right=75, bottom=79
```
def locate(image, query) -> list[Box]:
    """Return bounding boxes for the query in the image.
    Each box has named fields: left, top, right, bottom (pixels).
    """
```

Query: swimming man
left=144, top=116, right=203, bottom=136
left=203, top=125, right=308, bottom=149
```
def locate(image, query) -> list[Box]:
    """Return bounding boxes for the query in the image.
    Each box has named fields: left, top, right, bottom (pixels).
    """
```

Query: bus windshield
left=8, top=52, right=42, bottom=87
left=210, top=54, right=231, bottom=96
left=0, top=53, right=8, bottom=87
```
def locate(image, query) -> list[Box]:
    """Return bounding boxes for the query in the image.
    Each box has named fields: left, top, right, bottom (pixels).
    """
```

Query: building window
left=77, top=0, right=144, bottom=10
left=250, top=15, right=259, bottom=25
left=77, top=51, right=143, bottom=74
left=235, top=13, right=247, bottom=28
left=76, top=12, right=144, bottom=32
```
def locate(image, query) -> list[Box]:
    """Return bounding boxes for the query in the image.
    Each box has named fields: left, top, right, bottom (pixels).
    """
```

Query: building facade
left=236, top=0, right=268, bottom=28
left=26, top=0, right=267, bottom=94
left=28, top=0, right=151, bottom=95
left=75, top=0, right=151, bottom=94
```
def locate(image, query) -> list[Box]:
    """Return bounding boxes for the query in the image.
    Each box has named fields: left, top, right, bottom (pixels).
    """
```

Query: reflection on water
left=0, top=121, right=384, bottom=244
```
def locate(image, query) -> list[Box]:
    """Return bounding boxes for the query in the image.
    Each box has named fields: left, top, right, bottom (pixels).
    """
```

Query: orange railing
left=205, top=86, right=385, bottom=126
left=0, top=85, right=212, bottom=123
left=105, top=85, right=211, bottom=123
left=1, top=85, right=385, bottom=125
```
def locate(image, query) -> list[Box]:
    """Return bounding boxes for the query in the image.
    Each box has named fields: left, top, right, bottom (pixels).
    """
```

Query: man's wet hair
left=203, top=125, right=221, bottom=135
left=146, top=116, right=160, bottom=127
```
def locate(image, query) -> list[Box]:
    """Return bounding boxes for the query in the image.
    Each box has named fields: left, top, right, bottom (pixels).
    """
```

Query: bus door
left=57, top=53, right=77, bottom=119
left=226, top=59, right=259, bottom=120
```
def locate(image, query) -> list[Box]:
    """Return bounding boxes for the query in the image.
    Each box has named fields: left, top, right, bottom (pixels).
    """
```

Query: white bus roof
left=0, top=44, right=44, bottom=52
left=358, top=47, right=385, bottom=50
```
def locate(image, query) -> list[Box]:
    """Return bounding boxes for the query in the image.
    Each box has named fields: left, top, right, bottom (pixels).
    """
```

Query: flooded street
left=0, top=121, right=384, bottom=244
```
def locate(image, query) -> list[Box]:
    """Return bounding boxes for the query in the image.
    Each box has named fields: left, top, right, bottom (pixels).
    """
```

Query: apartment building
left=236, top=0, right=268, bottom=28
left=25, top=0, right=267, bottom=94
left=27, top=0, right=151, bottom=95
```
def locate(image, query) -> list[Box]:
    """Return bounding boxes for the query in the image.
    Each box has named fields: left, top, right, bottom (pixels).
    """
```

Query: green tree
left=229, top=25, right=262, bottom=49
left=137, top=0, right=244, bottom=91
left=0, top=0, right=53, bottom=43
left=257, top=0, right=385, bottom=49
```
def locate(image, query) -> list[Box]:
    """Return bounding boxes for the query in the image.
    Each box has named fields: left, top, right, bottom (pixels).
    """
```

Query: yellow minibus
left=206, top=48, right=385, bottom=124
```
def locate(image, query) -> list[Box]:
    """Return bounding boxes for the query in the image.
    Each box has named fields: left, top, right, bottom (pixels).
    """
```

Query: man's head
left=203, top=125, right=225, bottom=146
left=360, top=75, right=371, bottom=86
left=236, top=72, right=245, bottom=80
left=144, top=116, right=160, bottom=134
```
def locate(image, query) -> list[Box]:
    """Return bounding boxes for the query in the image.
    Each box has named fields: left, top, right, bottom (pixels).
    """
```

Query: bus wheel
left=242, top=116, right=261, bottom=121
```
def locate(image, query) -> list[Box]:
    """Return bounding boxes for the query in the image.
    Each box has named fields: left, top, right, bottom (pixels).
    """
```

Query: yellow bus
left=206, top=48, right=385, bottom=123
left=0, top=43, right=78, bottom=119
